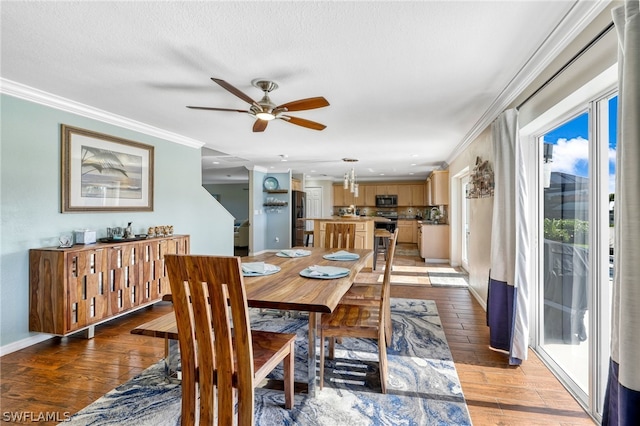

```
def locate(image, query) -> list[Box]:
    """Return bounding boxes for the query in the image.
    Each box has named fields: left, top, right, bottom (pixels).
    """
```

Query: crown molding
left=446, top=0, right=612, bottom=165
left=0, top=78, right=205, bottom=149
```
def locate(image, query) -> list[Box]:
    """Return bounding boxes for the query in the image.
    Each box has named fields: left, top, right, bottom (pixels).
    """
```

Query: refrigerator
left=292, top=190, right=306, bottom=247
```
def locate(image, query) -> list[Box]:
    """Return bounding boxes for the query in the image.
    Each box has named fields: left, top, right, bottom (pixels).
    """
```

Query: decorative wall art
left=466, top=156, right=494, bottom=199
left=61, top=125, right=154, bottom=212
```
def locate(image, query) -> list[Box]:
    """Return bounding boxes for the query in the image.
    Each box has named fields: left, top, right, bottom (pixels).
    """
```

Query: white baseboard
left=468, top=286, right=487, bottom=311
left=0, top=333, right=54, bottom=357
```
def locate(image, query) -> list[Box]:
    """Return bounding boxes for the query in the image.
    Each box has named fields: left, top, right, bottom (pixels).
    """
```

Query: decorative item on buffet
left=148, top=225, right=174, bottom=237
left=124, top=222, right=134, bottom=239
left=74, top=229, right=97, bottom=244
left=466, top=156, right=495, bottom=199
left=58, top=234, right=74, bottom=248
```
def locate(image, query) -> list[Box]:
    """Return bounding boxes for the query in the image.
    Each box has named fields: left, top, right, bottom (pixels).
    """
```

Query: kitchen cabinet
left=363, top=184, right=377, bottom=206
left=398, top=183, right=426, bottom=206
left=411, top=184, right=425, bottom=206
left=426, top=171, right=449, bottom=205
left=397, top=185, right=412, bottom=206
left=376, top=184, right=398, bottom=196
left=420, top=224, right=449, bottom=262
left=411, top=220, right=419, bottom=243
left=29, top=235, right=190, bottom=336
left=397, top=219, right=419, bottom=244
left=291, top=178, right=302, bottom=191
left=333, top=184, right=356, bottom=206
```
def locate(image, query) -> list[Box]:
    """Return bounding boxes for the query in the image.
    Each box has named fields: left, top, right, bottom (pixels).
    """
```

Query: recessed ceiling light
left=212, top=161, right=220, bottom=164
left=379, top=173, right=385, bottom=176
left=411, top=163, right=417, bottom=166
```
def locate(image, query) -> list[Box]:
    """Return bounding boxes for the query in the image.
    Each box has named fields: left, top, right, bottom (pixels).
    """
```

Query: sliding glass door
left=539, top=110, right=591, bottom=394
left=534, top=92, right=616, bottom=419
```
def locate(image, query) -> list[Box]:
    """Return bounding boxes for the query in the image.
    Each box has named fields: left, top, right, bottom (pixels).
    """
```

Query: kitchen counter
left=307, top=216, right=390, bottom=222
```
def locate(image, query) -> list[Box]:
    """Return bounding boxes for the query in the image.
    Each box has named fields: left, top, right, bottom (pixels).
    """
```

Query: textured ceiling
left=1, top=1, right=596, bottom=184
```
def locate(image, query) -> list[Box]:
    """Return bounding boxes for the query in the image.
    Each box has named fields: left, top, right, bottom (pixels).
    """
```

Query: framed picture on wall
left=61, top=124, right=154, bottom=212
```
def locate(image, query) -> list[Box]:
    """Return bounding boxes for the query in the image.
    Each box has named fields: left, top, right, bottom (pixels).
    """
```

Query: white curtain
left=486, top=108, right=530, bottom=365
left=603, top=1, right=640, bottom=424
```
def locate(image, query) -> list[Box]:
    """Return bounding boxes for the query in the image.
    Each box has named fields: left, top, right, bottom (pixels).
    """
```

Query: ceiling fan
left=187, top=78, right=329, bottom=132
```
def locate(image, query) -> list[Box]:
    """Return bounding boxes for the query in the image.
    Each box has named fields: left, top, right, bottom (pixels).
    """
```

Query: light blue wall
left=248, top=171, right=293, bottom=253
left=203, top=183, right=249, bottom=222
left=250, top=170, right=267, bottom=253
left=264, top=172, right=292, bottom=250
left=0, top=94, right=233, bottom=348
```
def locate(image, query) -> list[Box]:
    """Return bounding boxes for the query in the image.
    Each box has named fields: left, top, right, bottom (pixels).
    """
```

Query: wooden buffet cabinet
left=29, top=235, right=190, bottom=337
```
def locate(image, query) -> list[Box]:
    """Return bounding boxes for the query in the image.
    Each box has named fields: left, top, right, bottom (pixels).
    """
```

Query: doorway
left=305, top=187, right=323, bottom=245
left=461, top=174, right=470, bottom=272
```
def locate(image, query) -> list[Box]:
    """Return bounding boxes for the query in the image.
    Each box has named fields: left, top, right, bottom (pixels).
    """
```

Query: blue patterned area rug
left=62, top=299, right=471, bottom=426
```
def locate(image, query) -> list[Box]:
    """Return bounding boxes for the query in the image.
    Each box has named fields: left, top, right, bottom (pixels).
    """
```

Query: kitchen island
left=418, top=221, right=450, bottom=262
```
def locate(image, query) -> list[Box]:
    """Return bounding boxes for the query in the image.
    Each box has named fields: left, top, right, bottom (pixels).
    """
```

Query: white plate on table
left=322, top=251, right=360, bottom=261
left=299, top=266, right=350, bottom=279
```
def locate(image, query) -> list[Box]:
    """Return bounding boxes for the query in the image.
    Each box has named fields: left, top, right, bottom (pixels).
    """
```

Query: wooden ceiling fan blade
left=253, top=119, right=268, bottom=132
left=211, top=78, right=257, bottom=105
left=280, top=115, right=326, bottom=131
left=277, top=97, right=330, bottom=112
left=187, top=106, right=248, bottom=113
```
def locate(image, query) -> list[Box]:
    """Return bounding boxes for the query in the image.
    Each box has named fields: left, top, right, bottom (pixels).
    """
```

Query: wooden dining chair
left=341, top=228, right=398, bottom=347
left=164, top=254, right=296, bottom=426
left=324, top=222, right=356, bottom=249
left=318, top=229, right=397, bottom=393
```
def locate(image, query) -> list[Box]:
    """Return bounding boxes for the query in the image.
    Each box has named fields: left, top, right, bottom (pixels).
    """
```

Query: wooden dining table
left=132, top=246, right=373, bottom=397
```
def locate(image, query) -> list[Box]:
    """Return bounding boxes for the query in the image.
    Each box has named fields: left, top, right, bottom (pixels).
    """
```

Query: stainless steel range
left=376, top=210, right=398, bottom=232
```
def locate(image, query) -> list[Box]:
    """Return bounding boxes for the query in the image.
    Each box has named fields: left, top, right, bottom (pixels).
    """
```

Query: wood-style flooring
left=0, top=245, right=594, bottom=425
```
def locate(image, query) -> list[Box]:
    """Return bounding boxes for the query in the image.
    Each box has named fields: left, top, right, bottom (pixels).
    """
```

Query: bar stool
left=304, top=230, right=314, bottom=247
left=373, top=228, right=392, bottom=270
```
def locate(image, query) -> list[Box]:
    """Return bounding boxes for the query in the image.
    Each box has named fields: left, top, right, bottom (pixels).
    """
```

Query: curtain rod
left=516, top=21, right=615, bottom=111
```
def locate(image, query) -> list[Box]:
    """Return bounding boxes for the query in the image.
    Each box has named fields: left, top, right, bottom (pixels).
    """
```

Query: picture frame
left=61, top=125, right=154, bottom=212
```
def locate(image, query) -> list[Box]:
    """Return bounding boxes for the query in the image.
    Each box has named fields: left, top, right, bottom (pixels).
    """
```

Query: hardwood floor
left=0, top=246, right=594, bottom=425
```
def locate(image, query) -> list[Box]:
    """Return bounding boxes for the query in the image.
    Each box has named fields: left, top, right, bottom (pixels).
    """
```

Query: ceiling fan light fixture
left=255, top=111, right=275, bottom=121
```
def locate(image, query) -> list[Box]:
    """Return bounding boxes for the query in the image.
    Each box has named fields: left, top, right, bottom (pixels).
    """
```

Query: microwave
left=375, top=195, right=397, bottom=207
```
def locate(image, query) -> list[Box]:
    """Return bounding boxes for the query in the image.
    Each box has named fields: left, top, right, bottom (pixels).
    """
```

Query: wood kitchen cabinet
left=29, top=235, right=189, bottom=336
left=411, top=184, right=425, bottom=206
left=426, top=171, right=449, bottom=205
left=376, top=184, right=398, bottom=196
left=363, top=184, right=377, bottom=206
left=397, top=219, right=419, bottom=243
left=397, top=219, right=413, bottom=243
left=398, top=185, right=412, bottom=206
left=291, top=178, right=302, bottom=191
left=420, top=224, right=449, bottom=262
left=333, top=184, right=356, bottom=206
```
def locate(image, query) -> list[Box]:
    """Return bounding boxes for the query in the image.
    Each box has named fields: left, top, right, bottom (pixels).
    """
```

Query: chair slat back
left=165, top=255, right=255, bottom=426
left=379, top=229, right=399, bottom=338
left=324, top=222, right=356, bottom=249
